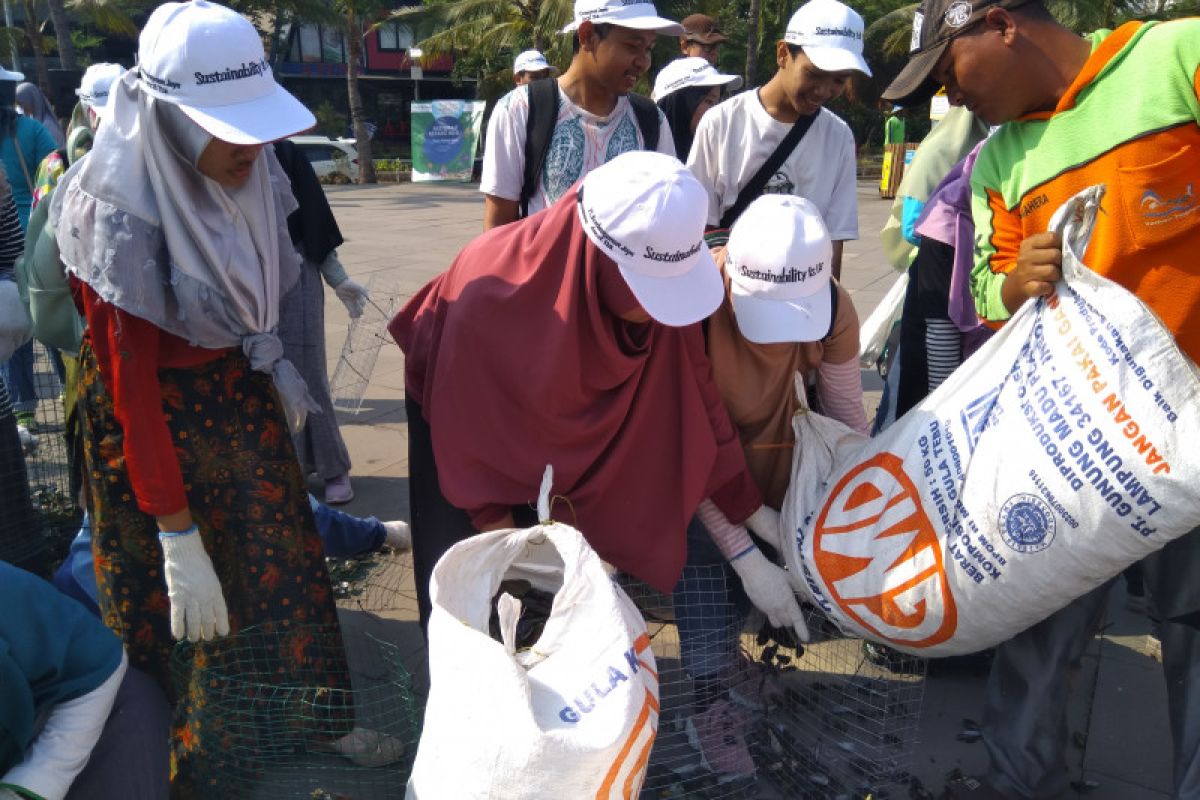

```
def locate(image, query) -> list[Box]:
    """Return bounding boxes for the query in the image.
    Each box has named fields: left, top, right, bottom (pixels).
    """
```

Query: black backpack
left=518, top=77, right=661, bottom=218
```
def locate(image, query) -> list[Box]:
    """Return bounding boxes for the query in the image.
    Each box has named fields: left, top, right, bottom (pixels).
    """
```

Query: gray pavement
left=319, top=179, right=1173, bottom=799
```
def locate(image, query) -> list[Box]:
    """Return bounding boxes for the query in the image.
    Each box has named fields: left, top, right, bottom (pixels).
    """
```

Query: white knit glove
left=744, top=505, right=783, bottom=552
left=334, top=278, right=369, bottom=319
left=159, top=527, right=230, bottom=641
left=729, top=546, right=809, bottom=642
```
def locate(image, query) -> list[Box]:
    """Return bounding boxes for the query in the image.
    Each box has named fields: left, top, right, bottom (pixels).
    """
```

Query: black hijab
left=272, top=139, right=344, bottom=265
left=657, top=86, right=711, bottom=163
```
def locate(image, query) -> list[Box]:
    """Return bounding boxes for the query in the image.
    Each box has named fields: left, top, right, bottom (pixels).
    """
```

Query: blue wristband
left=158, top=524, right=199, bottom=540
left=729, top=544, right=757, bottom=562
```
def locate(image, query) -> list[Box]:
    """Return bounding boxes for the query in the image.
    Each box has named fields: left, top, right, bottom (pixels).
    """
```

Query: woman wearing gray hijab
left=50, top=1, right=396, bottom=791
left=16, top=81, right=64, bottom=148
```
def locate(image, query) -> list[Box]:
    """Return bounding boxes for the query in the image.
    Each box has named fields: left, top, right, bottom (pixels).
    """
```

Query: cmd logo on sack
left=812, top=452, right=958, bottom=648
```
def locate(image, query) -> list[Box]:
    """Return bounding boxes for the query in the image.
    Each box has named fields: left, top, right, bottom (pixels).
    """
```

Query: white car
left=288, top=135, right=359, bottom=182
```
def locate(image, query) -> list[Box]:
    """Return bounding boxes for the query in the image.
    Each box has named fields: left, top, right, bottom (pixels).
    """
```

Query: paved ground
left=318, top=179, right=1173, bottom=799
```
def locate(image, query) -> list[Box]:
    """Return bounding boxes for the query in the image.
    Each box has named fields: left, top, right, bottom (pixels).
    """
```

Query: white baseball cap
left=726, top=195, right=834, bottom=343
left=577, top=151, right=722, bottom=327
left=0, top=67, right=23, bottom=83
left=513, top=50, right=558, bottom=75
left=76, top=63, right=126, bottom=120
left=783, top=0, right=872, bottom=77
left=136, top=0, right=315, bottom=145
left=561, top=0, right=685, bottom=35
left=651, top=57, right=742, bottom=101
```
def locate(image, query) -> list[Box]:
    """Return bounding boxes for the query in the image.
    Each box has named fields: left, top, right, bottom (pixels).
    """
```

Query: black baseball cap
left=882, top=0, right=1033, bottom=106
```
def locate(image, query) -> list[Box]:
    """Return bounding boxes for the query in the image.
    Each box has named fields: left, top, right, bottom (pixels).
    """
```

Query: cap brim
left=802, top=46, right=872, bottom=77
left=563, top=16, right=686, bottom=35
left=0, top=69, right=24, bottom=82
left=617, top=246, right=724, bottom=327
left=177, top=83, right=316, bottom=146
left=881, top=42, right=947, bottom=105
left=730, top=288, right=832, bottom=344
left=686, top=32, right=728, bottom=43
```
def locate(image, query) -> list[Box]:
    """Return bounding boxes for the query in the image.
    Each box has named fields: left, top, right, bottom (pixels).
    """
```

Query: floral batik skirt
left=78, top=342, right=351, bottom=798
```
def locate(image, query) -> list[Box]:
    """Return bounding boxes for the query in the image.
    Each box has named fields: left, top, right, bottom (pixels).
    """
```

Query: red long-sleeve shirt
left=76, top=280, right=228, bottom=516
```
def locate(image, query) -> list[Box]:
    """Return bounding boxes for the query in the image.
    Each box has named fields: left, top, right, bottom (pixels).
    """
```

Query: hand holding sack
left=158, top=526, right=230, bottom=641
left=783, top=187, right=1200, bottom=657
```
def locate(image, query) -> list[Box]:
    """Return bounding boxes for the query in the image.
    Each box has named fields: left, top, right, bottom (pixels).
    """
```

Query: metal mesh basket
left=173, top=622, right=421, bottom=799
left=620, top=565, right=926, bottom=800
left=329, top=278, right=406, bottom=414
left=0, top=342, right=80, bottom=575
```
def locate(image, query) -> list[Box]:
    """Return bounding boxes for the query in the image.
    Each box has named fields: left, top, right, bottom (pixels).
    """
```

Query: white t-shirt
left=687, top=90, right=859, bottom=240
left=481, top=83, right=676, bottom=216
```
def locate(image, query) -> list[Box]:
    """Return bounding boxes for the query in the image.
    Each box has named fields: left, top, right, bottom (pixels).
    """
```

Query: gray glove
left=334, top=278, right=369, bottom=318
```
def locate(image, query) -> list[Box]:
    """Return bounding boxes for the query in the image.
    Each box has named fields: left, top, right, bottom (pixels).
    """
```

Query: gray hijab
left=51, top=69, right=318, bottom=432
left=16, top=82, right=64, bottom=148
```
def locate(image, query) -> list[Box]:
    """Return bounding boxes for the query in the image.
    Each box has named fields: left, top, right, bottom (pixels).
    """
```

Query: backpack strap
left=627, top=93, right=660, bottom=152
left=823, top=279, right=840, bottom=341
left=519, top=78, right=561, bottom=219
left=717, top=104, right=819, bottom=230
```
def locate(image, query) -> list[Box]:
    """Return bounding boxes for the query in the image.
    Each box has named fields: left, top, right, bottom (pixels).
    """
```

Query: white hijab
left=52, top=69, right=317, bottom=431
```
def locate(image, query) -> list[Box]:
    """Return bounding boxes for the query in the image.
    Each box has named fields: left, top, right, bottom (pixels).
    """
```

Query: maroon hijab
left=391, top=188, right=757, bottom=592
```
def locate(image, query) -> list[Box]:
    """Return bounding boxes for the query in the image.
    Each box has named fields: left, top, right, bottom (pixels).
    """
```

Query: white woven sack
left=858, top=270, right=909, bottom=369
left=407, top=470, right=659, bottom=799
left=784, top=186, right=1200, bottom=657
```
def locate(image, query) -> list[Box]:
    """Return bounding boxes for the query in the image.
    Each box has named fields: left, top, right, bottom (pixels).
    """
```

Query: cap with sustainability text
left=882, top=0, right=1032, bottom=105
left=681, top=13, right=728, bottom=43
left=561, top=0, right=685, bottom=35
left=652, top=57, right=742, bottom=101
left=513, top=50, right=558, bottom=75
left=577, top=151, right=723, bottom=327
left=136, top=0, right=315, bottom=145
left=76, top=63, right=127, bottom=120
left=726, top=195, right=834, bottom=344
left=784, top=0, right=872, bottom=77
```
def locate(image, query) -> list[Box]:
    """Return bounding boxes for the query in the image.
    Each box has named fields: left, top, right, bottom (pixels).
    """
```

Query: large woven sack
left=784, top=187, right=1200, bottom=657
left=407, top=470, right=659, bottom=799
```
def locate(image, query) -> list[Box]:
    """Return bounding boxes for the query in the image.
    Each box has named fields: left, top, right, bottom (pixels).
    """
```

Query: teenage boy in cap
left=479, top=0, right=682, bottom=229
left=687, top=0, right=871, bottom=280
left=512, top=49, right=557, bottom=86
left=679, top=13, right=727, bottom=64
left=884, top=2, right=1200, bottom=797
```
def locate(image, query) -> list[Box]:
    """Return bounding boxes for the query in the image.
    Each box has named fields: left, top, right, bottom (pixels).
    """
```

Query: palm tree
left=330, top=0, right=385, bottom=183
left=391, top=0, right=573, bottom=72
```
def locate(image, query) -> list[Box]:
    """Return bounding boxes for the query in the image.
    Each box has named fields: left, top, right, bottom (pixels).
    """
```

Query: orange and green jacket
left=970, top=19, right=1200, bottom=363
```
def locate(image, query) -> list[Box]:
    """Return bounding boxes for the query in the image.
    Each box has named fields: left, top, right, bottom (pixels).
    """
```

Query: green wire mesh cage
left=171, top=621, right=421, bottom=799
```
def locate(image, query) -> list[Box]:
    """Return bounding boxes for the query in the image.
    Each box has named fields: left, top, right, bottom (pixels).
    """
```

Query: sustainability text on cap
left=783, top=0, right=872, bottom=76
left=726, top=194, right=835, bottom=344
left=136, top=0, right=315, bottom=145
left=576, top=151, right=722, bottom=327
left=652, top=57, right=742, bottom=101
left=562, top=0, right=686, bottom=35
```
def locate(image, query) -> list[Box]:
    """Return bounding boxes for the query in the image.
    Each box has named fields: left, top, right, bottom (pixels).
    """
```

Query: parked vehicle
left=288, top=135, right=360, bottom=182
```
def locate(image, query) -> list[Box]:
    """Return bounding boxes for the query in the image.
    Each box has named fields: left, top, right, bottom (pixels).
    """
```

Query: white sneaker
left=17, top=424, right=37, bottom=453
left=383, top=520, right=411, bottom=551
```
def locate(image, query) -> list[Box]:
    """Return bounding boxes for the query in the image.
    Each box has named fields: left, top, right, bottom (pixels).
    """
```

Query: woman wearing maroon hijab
left=390, top=152, right=806, bottom=637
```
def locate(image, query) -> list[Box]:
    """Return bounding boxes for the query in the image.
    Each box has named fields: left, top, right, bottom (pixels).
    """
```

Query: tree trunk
left=45, top=0, right=72, bottom=70
left=344, top=17, right=376, bottom=183
left=744, top=0, right=761, bottom=87
left=268, top=2, right=286, bottom=68
left=21, top=0, right=50, bottom=97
